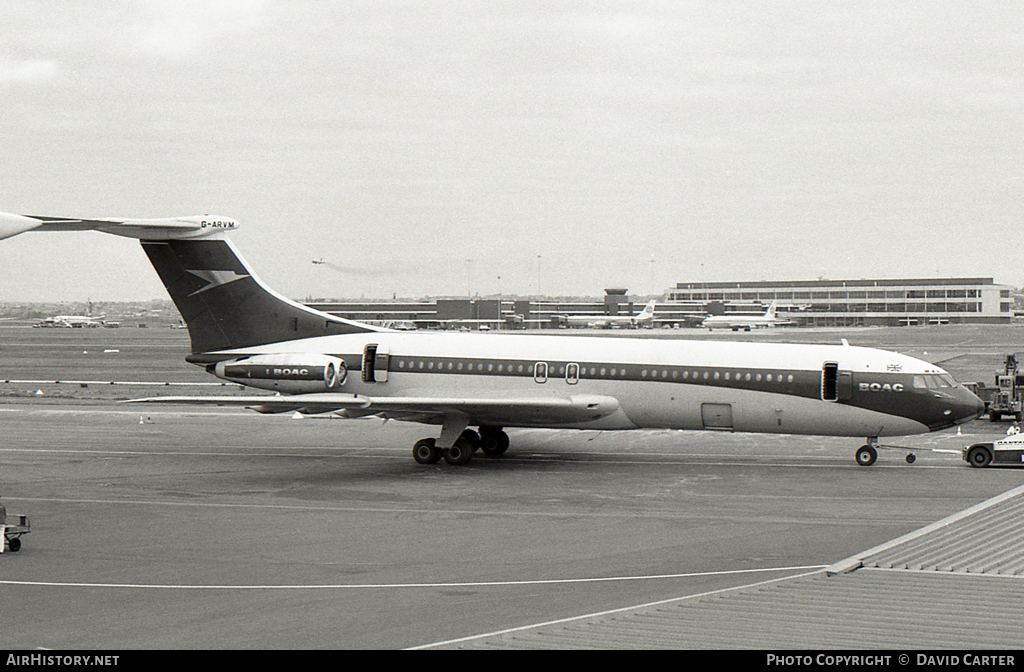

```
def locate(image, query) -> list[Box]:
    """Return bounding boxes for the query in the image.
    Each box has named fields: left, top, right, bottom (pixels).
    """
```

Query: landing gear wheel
left=443, top=438, right=474, bottom=466
left=413, top=438, right=441, bottom=464
left=460, top=429, right=481, bottom=452
left=8, top=538, right=20, bottom=552
left=905, top=453, right=917, bottom=464
left=855, top=445, right=878, bottom=466
left=967, top=445, right=993, bottom=468
left=480, top=429, right=510, bottom=456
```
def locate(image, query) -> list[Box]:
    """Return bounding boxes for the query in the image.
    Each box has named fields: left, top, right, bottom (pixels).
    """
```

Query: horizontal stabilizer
left=0, top=212, right=238, bottom=241
left=0, top=212, right=44, bottom=240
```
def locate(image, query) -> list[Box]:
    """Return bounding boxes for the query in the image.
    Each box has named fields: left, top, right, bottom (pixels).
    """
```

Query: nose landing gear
left=855, top=443, right=878, bottom=467
left=855, top=438, right=917, bottom=466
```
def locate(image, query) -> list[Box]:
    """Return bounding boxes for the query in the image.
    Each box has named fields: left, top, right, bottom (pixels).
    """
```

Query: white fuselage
left=209, top=331, right=974, bottom=438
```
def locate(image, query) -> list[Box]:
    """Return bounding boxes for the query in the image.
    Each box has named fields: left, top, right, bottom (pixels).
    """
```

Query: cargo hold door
left=701, top=403, right=733, bottom=430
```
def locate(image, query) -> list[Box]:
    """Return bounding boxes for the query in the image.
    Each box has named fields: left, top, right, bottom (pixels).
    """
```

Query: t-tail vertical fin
left=141, top=237, right=379, bottom=353
left=0, top=212, right=381, bottom=354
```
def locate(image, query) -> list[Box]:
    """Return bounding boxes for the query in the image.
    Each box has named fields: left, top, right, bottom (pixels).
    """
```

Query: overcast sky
left=1, top=1, right=1021, bottom=302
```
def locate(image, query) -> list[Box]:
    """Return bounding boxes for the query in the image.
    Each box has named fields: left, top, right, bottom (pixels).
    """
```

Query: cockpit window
left=914, top=374, right=956, bottom=389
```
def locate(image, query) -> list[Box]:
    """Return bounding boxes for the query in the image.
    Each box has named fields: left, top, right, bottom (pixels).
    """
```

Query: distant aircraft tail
left=764, top=301, right=777, bottom=320
left=0, top=212, right=381, bottom=354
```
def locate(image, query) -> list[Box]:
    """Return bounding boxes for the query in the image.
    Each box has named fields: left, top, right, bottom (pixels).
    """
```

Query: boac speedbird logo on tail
left=185, top=270, right=250, bottom=296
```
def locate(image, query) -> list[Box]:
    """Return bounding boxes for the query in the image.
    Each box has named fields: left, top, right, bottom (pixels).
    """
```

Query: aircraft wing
left=125, top=392, right=622, bottom=426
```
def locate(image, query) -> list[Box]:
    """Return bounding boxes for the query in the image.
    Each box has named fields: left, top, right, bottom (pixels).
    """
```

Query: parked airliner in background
left=33, top=314, right=104, bottom=328
left=701, top=301, right=795, bottom=331
left=0, top=211, right=984, bottom=467
left=562, top=300, right=656, bottom=329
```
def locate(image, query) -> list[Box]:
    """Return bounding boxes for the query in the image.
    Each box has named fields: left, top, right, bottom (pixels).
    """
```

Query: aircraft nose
left=927, top=386, right=985, bottom=431
left=955, top=386, right=986, bottom=424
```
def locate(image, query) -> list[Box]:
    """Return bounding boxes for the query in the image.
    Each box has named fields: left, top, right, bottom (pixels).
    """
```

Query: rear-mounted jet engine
left=212, top=354, right=346, bottom=393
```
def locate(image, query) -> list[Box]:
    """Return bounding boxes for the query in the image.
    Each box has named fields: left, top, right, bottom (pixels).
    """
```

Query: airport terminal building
left=307, top=277, right=1015, bottom=329
left=669, top=277, right=1014, bottom=327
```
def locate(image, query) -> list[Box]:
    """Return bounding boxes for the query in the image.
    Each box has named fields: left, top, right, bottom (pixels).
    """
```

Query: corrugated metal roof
left=447, top=571, right=1024, bottom=649
left=437, top=484, right=1024, bottom=649
left=835, top=483, right=1024, bottom=576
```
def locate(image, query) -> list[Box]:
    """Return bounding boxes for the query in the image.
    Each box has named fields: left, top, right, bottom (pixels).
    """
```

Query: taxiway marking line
left=5, top=496, right=943, bottom=524
left=409, top=568, right=827, bottom=649
left=0, top=565, right=827, bottom=591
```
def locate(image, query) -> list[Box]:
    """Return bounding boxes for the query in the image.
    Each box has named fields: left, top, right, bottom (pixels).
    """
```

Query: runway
left=2, top=326, right=1023, bottom=649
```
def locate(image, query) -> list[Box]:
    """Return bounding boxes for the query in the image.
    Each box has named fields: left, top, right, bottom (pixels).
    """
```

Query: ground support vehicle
left=2, top=515, right=31, bottom=552
left=976, top=355, right=1024, bottom=422
left=964, top=435, right=1024, bottom=468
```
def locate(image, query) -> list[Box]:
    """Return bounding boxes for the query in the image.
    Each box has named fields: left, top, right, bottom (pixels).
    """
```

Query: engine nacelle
left=213, top=354, right=346, bottom=393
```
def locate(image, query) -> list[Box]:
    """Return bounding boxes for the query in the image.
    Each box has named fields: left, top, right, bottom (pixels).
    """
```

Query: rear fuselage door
left=374, top=346, right=390, bottom=382
left=362, top=344, right=389, bottom=383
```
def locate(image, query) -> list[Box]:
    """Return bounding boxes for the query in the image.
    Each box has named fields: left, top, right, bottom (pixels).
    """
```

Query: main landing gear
left=412, top=426, right=510, bottom=466
left=854, top=438, right=917, bottom=466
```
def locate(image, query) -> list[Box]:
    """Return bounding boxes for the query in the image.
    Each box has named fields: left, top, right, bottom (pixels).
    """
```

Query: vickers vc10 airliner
left=0, top=211, right=984, bottom=467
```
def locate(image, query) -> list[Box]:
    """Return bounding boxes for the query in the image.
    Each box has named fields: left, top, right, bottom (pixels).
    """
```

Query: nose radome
left=958, top=386, right=986, bottom=423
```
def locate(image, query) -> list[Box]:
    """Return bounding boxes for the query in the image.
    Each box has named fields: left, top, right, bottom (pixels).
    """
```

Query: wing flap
left=125, top=393, right=621, bottom=425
